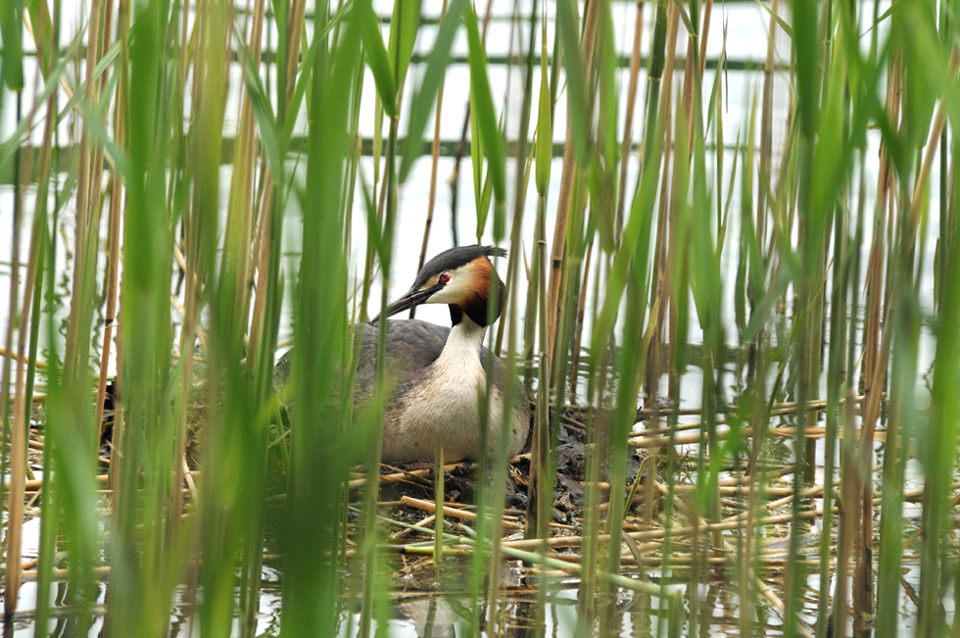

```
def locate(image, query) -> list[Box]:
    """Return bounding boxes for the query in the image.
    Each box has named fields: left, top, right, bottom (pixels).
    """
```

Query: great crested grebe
left=274, top=245, right=529, bottom=464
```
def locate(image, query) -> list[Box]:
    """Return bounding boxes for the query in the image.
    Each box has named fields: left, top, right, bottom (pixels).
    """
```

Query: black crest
left=410, top=244, right=506, bottom=291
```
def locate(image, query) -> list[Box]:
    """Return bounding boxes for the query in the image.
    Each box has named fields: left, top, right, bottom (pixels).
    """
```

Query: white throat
left=437, top=316, right=487, bottom=364
left=380, top=311, right=522, bottom=464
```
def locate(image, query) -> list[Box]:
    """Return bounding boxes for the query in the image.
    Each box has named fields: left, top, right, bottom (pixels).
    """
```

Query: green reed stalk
left=918, top=189, right=960, bottom=636
left=39, top=0, right=113, bottom=625
left=281, top=6, right=360, bottom=636
left=526, top=6, right=552, bottom=543
left=544, top=0, right=581, bottom=364
left=688, top=0, right=727, bottom=626
left=484, top=223, right=523, bottom=638
left=494, top=0, right=537, bottom=357
left=818, top=135, right=850, bottom=638
left=228, top=7, right=271, bottom=636
left=359, top=1, right=411, bottom=634
left=13, top=100, right=55, bottom=632
left=785, top=0, right=824, bottom=629
left=949, top=85, right=960, bottom=638
left=916, top=81, right=960, bottom=638
left=190, top=1, right=274, bottom=636
left=61, top=0, right=101, bottom=386
left=754, top=0, right=777, bottom=360
left=94, top=47, right=125, bottom=440
left=224, top=0, right=266, bottom=339
left=441, top=5, right=514, bottom=635
left=545, top=4, right=603, bottom=626
left=29, top=2, right=62, bottom=630
left=0, top=0, right=23, bottom=95
left=106, top=0, right=181, bottom=632
left=591, top=0, right=652, bottom=631
left=239, top=2, right=309, bottom=630
left=874, top=268, right=916, bottom=638
left=1, top=91, right=25, bottom=620
left=616, top=1, right=645, bottom=242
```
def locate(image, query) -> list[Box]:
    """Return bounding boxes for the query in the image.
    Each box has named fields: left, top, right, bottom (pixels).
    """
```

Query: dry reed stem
left=347, top=460, right=476, bottom=489
left=0, top=347, right=48, bottom=368
left=584, top=463, right=797, bottom=492
left=652, top=481, right=814, bottom=638
left=907, top=48, right=960, bottom=244
left=95, top=34, right=127, bottom=438
left=387, top=514, right=436, bottom=542
left=614, top=554, right=823, bottom=568
left=2, top=115, right=28, bottom=620
left=284, top=0, right=306, bottom=109
left=627, top=421, right=884, bottom=449
left=854, top=49, right=960, bottom=632
left=225, top=0, right=266, bottom=332
left=401, top=496, right=522, bottom=530
left=566, top=239, right=593, bottom=401
left=634, top=393, right=866, bottom=435
left=845, top=43, right=901, bottom=630
left=546, top=0, right=600, bottom=362
left=654, top=0, right=681, bottom=398
left=616, top=0, right=646, bottom=239
left=247, top=174, right=275, bottom=365
left=500, top=503, right=836, bottom=553
left=62, top=0, right=104, bottom=386
left=697, top=0, right=714, bottom=78
left=3, top=473, right=110, bottom=494
left=20, top=567, right=112, bottom=583
left=757, top=0, right=779, bottom=246
left=679, top=24, right=698, bottom=146
left=170, top=295, right=210, bottom=355
left=661, top=484, right=803, bottom=497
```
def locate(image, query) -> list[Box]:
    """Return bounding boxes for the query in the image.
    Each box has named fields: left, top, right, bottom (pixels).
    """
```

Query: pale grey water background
left=0, top=0, right=793, bottom=346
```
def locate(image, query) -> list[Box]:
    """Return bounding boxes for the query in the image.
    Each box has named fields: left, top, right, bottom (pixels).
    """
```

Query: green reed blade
left=0, top=34, right=80, bottom=173
left=754, top=0, right=793, bottom=37
left=281, top=5, right=361, bottom=636
left=239, top=47, right=283, bottom=170
left=893, top=0, right=940, bottom=148
left=475, top=170, right=494, bottom=239
left=56, top=40, right=121, bottom=122
left=464, top=3, right=505, bottom=211
left=386, top=0, right=420, bottom=87
left=534, top=19, right=551, bottom=198
left=107, top=0, right=181, bottom=632
left=356, top=0, right=397, bottom=118
left=593, top=0, right=619, bottom=252
left=0, top=0, right=24, bottom=90
left=555, top=0, right=591, bottom=166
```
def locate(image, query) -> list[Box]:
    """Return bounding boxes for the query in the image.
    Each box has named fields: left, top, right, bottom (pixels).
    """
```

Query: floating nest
left=97, top=375, right=652, bottom=535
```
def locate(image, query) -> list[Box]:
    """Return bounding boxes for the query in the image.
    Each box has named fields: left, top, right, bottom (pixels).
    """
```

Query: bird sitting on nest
left=274, top=244, right=530, bottom=464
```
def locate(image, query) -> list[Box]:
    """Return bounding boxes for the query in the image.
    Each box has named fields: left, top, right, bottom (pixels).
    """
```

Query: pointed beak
left=370, top=285, right=441, bottom=324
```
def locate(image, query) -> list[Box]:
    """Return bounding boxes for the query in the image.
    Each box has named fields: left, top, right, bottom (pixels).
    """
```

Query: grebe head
left=373, top=245, right=507, bottom=327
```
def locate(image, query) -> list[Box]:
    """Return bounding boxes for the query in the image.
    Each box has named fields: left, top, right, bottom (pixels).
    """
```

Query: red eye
left=439, top=273, right=451, bottom=284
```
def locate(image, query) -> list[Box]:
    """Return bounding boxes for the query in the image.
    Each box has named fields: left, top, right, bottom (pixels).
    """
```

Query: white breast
left=380, top=320, right=514, bottom=464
